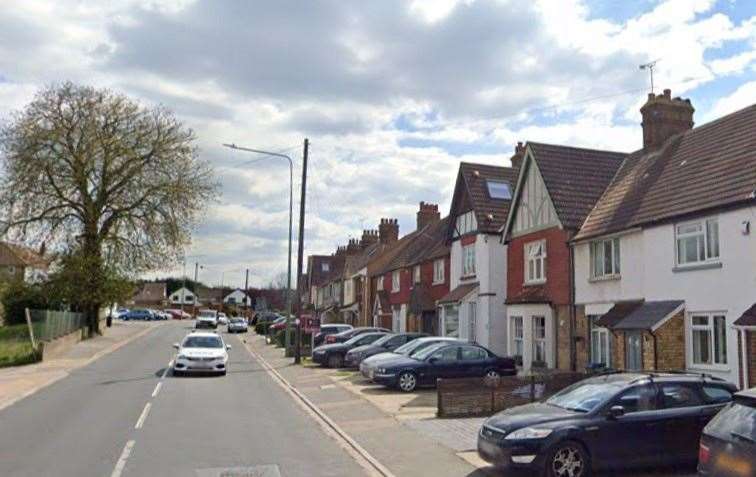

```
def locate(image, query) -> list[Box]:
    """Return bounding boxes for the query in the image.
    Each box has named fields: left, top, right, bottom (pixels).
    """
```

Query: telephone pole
left=294, top=138, right=309, bottom=364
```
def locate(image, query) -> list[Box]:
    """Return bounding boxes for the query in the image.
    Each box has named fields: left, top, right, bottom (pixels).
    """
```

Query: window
left=462, top=244, right=476, bottom=276
left=701, top=385, right=732, bottom=404
left=691, top=313, right=728, bottom=366
left=590, top=238, right=620, bottom=278
left=589, top=316, right=611, bottom=367
left=433, top=259, right=445, bottom=284
left=392, top=270, right=400, bottom=292
left=322, top=262, right=330, bottom=272
left=460, top=346, right=488, bottom=361
left=525, top=240, right=546, bottom=284
left=413, top=266, right=421, bottom=284
left=432, top=346, right=459, bottom=362
left=511, top=316, right=523, bottom=357
left=676, top=218, right=719, bottom=266
left=376, top=276, right=383, bottom=291
left=533, top=316, right=546, bottom=363
left=611, top=384, right=658, bottom=413
left=487, top=180, right=511, bottom=200
left=444, top=305, right=459, bottom=337
left=660, top=383, right=703, bottom=409
left=455, top=210, right=478, bottom=236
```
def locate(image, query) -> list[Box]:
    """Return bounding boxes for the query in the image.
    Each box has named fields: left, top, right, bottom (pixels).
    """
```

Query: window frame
left=689, top=312, right=728, bottom=368
left=510, top=316, right=524, bottom=357
left=524, top=240, right=547, bottom=285
left=532, top=316, right=547, bottom=363
left=413, top=265, right=421, bottom=284
left=455, top=210, right=478, bottom=237
left=675, top=217, right=720, bottom=267
left=588, top=315, right=611, bottom=367
left=391, top=270, right=400, bottom=292
left=462, top=244, right=476, bottom=277
left=433, top=259, right=445, bottom=284
left=376, top=276, right=383, bottom=291
left=486, top=180, right=512, bottom=200
left=590, top=237, right=621, bottom=279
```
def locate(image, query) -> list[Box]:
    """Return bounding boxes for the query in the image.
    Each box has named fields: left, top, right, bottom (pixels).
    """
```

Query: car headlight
left=505, top=427, right=553, bottom=440
left=376, top=367, right=387, bottom=374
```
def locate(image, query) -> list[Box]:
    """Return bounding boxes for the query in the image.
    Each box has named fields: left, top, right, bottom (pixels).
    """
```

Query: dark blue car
left=121, top=309, right=153, bottom=321
left=372, top=342, right=516, bottom=392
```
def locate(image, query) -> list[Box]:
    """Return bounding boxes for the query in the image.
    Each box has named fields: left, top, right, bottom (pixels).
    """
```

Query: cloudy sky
left=1, top=0, right=755, bottom=288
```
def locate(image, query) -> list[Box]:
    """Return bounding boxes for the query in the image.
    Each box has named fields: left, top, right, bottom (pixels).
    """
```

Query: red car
left=165, top=309, right=191, bottom=320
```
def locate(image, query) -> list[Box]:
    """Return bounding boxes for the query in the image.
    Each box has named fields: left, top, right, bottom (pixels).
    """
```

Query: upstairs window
left=455, top=210, right=477, bottom=237
left=322, top=262, right=330, bottom=272
left=413, top=265, right=421, bottom=284
left=462, top=244, right=476, bottom=276
left=392, top=270, right=400, bottom=292
left=487, top=180, right=511, bottom=200
left=525, top=240, right=546, bottom=284
left=676, top=218, right=719, bottom=266
left=590, top=237, right=621, bottom=278
left=433, top=259, right=445, bottom=284
left=376, top=276, right=383, bottom=291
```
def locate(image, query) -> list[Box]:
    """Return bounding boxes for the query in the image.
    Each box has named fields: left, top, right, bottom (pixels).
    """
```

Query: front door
left=625, top=332, right=642, bottom=371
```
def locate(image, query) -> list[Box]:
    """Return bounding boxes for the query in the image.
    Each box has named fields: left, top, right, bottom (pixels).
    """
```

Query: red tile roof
left=449, top=163, right=518, bottom=235
left=438, top=282, right=479, bottom=304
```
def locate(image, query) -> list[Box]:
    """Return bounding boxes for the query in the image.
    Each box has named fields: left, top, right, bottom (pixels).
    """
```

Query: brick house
left=0, top=241, right=50, bottom=283
left=573, top=90, right=756, bottom=385
left=500, top=142, right=626, bottom=372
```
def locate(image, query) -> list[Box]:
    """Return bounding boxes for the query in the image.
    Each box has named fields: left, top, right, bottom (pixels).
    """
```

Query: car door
left=656, top=382, right=708, bottom=462
left=589, top=383, right=662, bottom=468
left=383, top=335, right=407, bottom=351
left=459, top=346, right=488, bottom=377
left=424, top=346, right=461, bottom=384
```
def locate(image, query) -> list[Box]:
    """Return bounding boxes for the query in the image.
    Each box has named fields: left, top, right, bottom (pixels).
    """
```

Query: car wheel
left=397, top=371, right=417, bottom=392
left=485, top=369, right=501, bottom=379
left=546, top=441, right=590, bottom=477
left=173, top=369, right=183, bottom=377
left=327, top=354, right=344, bottom=368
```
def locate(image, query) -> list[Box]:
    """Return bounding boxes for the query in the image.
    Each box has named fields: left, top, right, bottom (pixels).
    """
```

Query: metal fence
left=27, top=309, right=87, bottom=343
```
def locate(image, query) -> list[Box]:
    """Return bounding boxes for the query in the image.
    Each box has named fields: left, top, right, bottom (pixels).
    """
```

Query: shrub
left=0, top=280, right=47, bottom=326
left=255, top=322, right=271, bottom=335
left=274, top=329, right=312, bottom=348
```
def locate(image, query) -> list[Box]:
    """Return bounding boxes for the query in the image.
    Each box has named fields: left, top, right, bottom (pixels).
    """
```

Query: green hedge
left=274, top=329, right=312, bottom=348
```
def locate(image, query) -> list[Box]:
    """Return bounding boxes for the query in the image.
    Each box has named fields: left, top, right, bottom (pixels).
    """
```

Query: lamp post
left=223, top=143, right=294, bottom=352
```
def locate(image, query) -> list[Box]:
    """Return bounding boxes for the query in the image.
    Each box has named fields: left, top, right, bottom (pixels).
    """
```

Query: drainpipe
left=568, top=238, right=576, bottom=372
left=653, top=331, right=658, bottom=371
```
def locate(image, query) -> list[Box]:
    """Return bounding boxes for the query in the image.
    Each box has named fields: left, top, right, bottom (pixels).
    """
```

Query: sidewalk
left=0, top=320, right=155, bottom=412
left=244, top=336, right=486, bottom=477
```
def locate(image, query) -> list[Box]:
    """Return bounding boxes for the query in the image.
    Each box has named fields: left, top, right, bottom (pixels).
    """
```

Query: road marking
left=111, top=439, right=135, bottom=477
left=151, top=382, right=162, bottom=398
left=162, top=360, right=173, bottom=379
left=134, top=402, right=152, bottom=429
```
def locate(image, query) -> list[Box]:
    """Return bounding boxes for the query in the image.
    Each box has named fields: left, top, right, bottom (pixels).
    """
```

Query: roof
left=734, top=303, right=756, bottom=327
left=505, top=286, right=551, bottom=305
left=576, top=104, right=756, bottom=241
left=438, top=282, right=479, bottom=304
left=522, top=142, right=627, bottom=230
left=133, top=282, right=167, bottom=302
left=449, top=163, right=517, bottom=236
left=596, top=300, right=684, bottom=331
left=0, top=242, right=50, bottom=269
left=378, top=216, right=450, bottom=274
left=308, top=255, right=335, bottom=287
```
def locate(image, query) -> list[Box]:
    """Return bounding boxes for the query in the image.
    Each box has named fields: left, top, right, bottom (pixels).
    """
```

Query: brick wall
left=574, top=306, right=589, bottom=371
left=611, top=330, right=625, bottom=369
left=506, top=228, right=572, bottom=306
left=654, top=312, right=685, bottom=370
left=642, top=331, right=655, bottom=371
left=555, top=305, right=571, bottom=371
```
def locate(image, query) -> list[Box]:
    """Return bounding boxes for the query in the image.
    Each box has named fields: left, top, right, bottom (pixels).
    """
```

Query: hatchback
left=698, top=386, right=756, bottom=476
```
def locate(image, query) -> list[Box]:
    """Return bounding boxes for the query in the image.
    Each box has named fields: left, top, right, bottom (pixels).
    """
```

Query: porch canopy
left=734, top=303, right=756, bottom=327
left=438, top=282, right=478, bottom=305
left=596, top=300, right=684, bottom=331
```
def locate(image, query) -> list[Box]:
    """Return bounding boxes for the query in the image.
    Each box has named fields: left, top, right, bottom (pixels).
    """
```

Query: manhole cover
left=195, top=465, right=281, bottom=477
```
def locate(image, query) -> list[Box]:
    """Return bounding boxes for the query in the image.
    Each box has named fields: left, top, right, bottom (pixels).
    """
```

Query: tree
left=0, top=82, right=217, bottom=334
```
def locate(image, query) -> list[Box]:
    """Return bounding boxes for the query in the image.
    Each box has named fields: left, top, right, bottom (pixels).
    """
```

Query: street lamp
left=223, top=143, right=294, bottom=352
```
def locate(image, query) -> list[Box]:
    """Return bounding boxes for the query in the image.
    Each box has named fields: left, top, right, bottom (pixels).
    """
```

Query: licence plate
left=716, top=453, right=751, bottom=476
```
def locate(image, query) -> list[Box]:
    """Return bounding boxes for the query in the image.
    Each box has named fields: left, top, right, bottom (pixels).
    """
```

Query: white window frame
left=590, top=237, right=621, bottom=279
left=462, top=244, right=476, bottom=276
left=533, top=316, right=547, bottom=363
left=433, top=259, right=445, bottom=284
left=455, top=210, right=478, bottom=237
left=413, top=265, right=421, bottom=284
left=675, top=217, right=720, bottom=267
left=391, top=270, right=400, bottom=292
left=689, top=313, right=728, bottom=368
left=468, top=301, right=477, bottom=343
left=376, top=276, right=383, bottom=291
left=525, top=240, right=547, bottom=284
left=510, top=316, right=523, bottom=357
left=588, top=315, right=611, bottom=367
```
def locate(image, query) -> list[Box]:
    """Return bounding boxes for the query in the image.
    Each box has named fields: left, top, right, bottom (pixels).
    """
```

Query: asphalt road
left=0, top=321, right=367, bottom=477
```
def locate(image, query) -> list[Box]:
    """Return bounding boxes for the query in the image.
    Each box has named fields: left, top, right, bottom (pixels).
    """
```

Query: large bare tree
left=0, top=82, right=217, bottom=333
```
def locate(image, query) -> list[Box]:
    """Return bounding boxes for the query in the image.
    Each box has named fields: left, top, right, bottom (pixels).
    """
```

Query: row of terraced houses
left=301, top=89, right=756, bottom=389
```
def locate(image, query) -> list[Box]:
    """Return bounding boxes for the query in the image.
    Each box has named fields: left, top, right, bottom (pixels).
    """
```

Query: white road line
left=151, top=382, right=162, bottom=398
left=162, top=361, right=173, bottom=379
left=111, top=440, right=135, bottom=477
left=134, top=402, right=152, bottom=429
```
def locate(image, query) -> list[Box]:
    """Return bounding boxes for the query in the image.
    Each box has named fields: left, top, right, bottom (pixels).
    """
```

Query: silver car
left=227, top=317, right=248, bottom=333
left=360, top=336, right=461, bottom=380
left=173, top=332, right=230, bottom=376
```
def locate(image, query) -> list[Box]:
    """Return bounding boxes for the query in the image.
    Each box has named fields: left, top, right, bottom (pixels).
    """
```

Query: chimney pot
left=640, top=88, right=694, bottom=151
left=378, top=217, right=399, bottom=244
left=417, top=201, right=441, bottom=230
left=511, top=141, right=526, bottom=170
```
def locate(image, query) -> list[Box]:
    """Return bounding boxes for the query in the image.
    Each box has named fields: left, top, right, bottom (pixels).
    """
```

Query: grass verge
left=0, top=324, right=42, bottom=368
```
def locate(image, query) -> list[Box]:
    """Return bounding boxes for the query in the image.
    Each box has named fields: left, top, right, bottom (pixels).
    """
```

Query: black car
left=345, top=332, right=427, bottom=367
left=478, top=372, right=736, bottom=477
left=313, top=324, right=353, bottom=347
left=323, top=326, right=390, bottom=345
left=373, top=342, right=516, bottom=392
left=698, top=386, right=756, bottom=476
left=312, top=332, right=389, bottom=368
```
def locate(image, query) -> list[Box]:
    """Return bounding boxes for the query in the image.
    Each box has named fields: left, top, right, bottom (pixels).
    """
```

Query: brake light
left=326, top=335, right=336, bottom=343
left=698, top=443, right=710, bottom=465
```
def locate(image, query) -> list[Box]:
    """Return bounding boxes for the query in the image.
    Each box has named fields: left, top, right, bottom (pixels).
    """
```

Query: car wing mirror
left=608, top=405, right=625, bottom=419
left=226, top=344, right=232, bottom=350
left=173, top=343, right=180, bottom=349
left=428, top=357, right=439, bottom=364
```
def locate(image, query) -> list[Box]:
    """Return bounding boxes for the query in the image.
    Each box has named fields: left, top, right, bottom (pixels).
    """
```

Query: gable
left=512, top=156, right=560, bottom=235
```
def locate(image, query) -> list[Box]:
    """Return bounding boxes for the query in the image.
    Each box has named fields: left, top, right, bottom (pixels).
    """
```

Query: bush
left=255, top=322, right=271, bottom=335
left=0, top=280, right=47, bottom=326
left=274, top=329, right=312, bottom=348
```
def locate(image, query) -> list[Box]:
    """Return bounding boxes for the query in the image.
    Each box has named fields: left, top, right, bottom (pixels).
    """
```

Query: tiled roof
left=597, top=300, right=684, bottom=331
left=379, top=216, right=450, bottom=274
left=368, top=232, right=421, bottom=277
left=505, top=285, right=551, bottom=305
left=455, top=163, right=518, bottom=234
left=0, top=242, right=50, bottom=268
left=527, top=142, right=627, bottom=230
left=576, top=104, right=756, bottom=241
left=438, top=282, right=479, bottom=304
left=734, top=303, right=756, bottom=327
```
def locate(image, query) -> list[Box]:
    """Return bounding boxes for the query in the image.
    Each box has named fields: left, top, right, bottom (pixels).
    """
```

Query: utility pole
left=294, top=138, right=309, bottom=364
left=244, top=268, right=249, bottom=315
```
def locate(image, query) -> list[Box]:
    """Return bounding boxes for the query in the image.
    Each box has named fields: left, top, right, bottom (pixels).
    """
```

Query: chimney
left=416, top=201, right=440, bottom=230
left=335, top=245, right=346, bottom=257
left=510, top=141, right=525, bottom=170
left=640, top=88, right=694, bottom=151
left=346, top=238, right=360, bottom=255
left=360, top=229, right=378, bottom=248
left=378, top=218, right=399, bottom=244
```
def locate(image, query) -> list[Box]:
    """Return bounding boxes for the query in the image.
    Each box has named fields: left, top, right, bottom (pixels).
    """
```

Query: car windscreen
left=230, top=318, right=245, bottom=323
left=371, top=334, right=396, bottom=346
left=709, top=401, right=756, bottom=441
left=198, top=312, right=216, bottom=318
left=411, top=343, right=447, bottom=360
left=182, top=336, right=223, bottom=348
left=396, top=339, right=444, bottom=356
left=546, top=380, right=627, bottom=413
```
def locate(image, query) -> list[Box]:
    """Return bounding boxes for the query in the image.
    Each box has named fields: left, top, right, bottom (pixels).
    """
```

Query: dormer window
left=322, top=263, right=330, bottom=272
left=486, top=180, right=511, bottom=200
left=455, top=210, right=477, bottom=237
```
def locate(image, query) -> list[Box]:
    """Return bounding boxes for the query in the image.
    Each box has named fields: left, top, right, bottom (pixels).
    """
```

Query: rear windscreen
left=711, top=402, right=756, bottom=440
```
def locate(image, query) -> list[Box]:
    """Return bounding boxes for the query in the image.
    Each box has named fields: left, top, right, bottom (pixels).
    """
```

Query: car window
left=386, top=336, right=406, bottom=347
left=708, top=402, right=756, bottom=440
left=612, top=384, right=658, bottom=413
left=356, top=334, right=383, bottom=345
left=431, top=346, right=459, bottom=363
left=701, top=385, right=733, bottom=404
left=460, top=346, right=487, bottom=361
left=660, top=383, right=703, bottom=409
left=183, top=336, right=223, bottom=348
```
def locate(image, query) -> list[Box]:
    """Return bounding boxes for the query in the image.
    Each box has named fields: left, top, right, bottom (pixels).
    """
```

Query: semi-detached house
left=572, top=90, right=756, bottom=387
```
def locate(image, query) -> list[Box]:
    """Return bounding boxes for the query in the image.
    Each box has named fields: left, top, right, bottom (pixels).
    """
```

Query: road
left=0, top=321, right=368, bottom=477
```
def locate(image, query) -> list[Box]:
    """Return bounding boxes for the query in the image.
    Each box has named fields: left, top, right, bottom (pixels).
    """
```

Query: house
left=169, top=286, right=197, bottom=306
left=438, top=162, right=517, bottom=356
left=501, top=142, right=626, bottom=372
left=223, top=288, right=251, bottom=306
left=572, top=90, right=756, bottom=386
left=314, top=249, right=346, bottom=323
left=0, top=242, right=50, bottom=283
left=305, top=255, right=336, bottom=309
left=130, top=282, right=167, bottom=308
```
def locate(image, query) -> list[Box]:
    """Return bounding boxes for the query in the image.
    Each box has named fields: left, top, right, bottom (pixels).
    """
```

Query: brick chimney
left=360, top=229, right=378, bottom=248
left=378, top=218, right=399, bottom=244
left=510, top=141, right=526, bottom=170
left=346, top=238, right=360, bottom=255
left=334, top=245, right=346, bottom=257
left=417, top=202, right=440, bottom=230
left=640, top=89, right=694, bottom=151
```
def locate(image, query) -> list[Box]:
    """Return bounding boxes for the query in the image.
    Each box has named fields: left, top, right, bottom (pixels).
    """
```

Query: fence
left=27, top=309, right=88, bottom=343
left=437, top=372, right=586, bottom=418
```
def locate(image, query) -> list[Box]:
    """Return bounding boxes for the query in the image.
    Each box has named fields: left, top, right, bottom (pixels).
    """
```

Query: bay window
left=462, top=244, right=476, bottom=276
left=690, top=313, right=727, bottom=366
left=590, top=237, right=620, bottom=278
left=525, top=240, right=546, bottom=284
left=676, top=218, right=719, bottom=266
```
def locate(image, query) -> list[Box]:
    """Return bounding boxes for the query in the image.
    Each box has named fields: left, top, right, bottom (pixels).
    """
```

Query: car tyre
left=397, top=371, right=417, bottom=392
left=545, top=440, right=590, bottom=477
left=327, top=354, right=344, bottom=368
left=173, top=369, right=183, bottom=377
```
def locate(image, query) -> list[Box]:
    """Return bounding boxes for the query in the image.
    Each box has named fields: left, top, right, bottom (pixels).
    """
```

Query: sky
left=1, top=0, right=755, bottom=289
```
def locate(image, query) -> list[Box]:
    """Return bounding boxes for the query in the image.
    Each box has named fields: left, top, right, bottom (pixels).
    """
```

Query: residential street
left=0, top=321, right=367, bottom=477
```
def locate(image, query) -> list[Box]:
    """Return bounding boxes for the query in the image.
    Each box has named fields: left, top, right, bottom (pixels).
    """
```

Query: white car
left=173, top=332, right=230, bottom=376
left=227, top=317, right=248, bottom=333
left=218, top=312, right=228, bottom=325
left=195, top=309, right=218, bottom=329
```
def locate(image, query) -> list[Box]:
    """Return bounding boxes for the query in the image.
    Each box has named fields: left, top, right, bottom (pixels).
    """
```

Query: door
left=421, top=312, right=436, bottom=335
left=625, top=332, right=642, bottom=371
left=424, top=346, right=461, bottom=384
left=656, top=382, right=707, bottom=462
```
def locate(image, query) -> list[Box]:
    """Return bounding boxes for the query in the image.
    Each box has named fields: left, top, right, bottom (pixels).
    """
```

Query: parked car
left=153, top=310, right=170, bottom=320
left=165, top=308, right=191, bottom=320
left=360, top=336, right=461, bottom=380
left=345, top=332, right=427, bottom=367
left=195, top=309, right=218, bottom=329
left=312, top=332, right=389, bottom=368
left=477, top=372, right=736, bottom=476
left=172, top=331, right=231, bottom=376
left=324, top=326, right=390, bottom=345
left=698, top=386, right=756, bottom=477
left=227, top=317, right=248, bottom=333
left=121, top=309, right=153, bottom=321
left=110, top=307, right=129, bottom=319
left=313, top=324, right=353, bottom=347
left=373, top=342, right=516, bottom=393
left=218, top=312, right=228, bottom=325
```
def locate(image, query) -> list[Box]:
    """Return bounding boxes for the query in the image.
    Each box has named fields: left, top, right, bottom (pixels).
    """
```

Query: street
left=0, top=321, right=367, bottom=477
